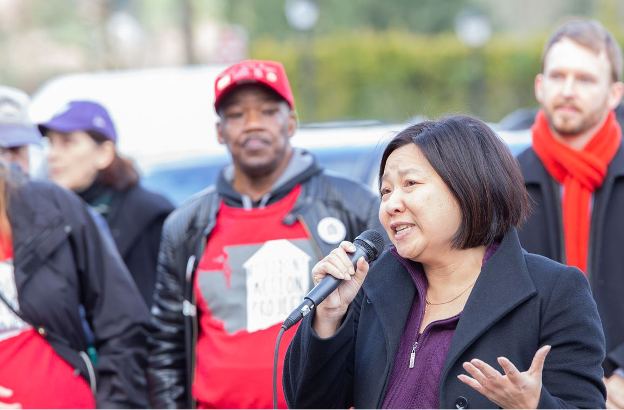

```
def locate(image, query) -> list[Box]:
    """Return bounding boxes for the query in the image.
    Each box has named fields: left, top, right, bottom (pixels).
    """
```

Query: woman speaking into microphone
left=283, top=115, right=606, bottom=409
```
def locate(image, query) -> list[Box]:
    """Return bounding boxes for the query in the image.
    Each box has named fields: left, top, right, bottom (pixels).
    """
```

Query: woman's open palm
left=458, top=345, right=552, bottom=409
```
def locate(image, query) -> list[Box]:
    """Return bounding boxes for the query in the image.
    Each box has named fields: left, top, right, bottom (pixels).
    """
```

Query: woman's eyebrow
left=381, top=166, right=420, bottom=182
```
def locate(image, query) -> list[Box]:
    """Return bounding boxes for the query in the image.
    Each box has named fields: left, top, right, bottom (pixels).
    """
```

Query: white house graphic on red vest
left=243, top=240, right=312, bottom=332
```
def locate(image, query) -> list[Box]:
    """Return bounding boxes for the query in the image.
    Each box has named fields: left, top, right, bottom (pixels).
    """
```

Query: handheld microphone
left=282, top=230, right=385, bottom=330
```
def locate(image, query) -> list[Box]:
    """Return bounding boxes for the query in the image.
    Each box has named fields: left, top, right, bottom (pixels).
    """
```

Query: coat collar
left=518, top=147, right=547, bottom=185
left=440, top=228, right=536, bottom=381
left=362, top=228, right=536, bottom=392
left=606, top=142, right=624, bottom=180
left=362, top=251, right=416, bottom=362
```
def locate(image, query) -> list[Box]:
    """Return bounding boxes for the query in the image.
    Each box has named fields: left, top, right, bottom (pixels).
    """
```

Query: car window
left=139, top=144, right=387, bottom=206
left=139, top=129, right=530, bottom=207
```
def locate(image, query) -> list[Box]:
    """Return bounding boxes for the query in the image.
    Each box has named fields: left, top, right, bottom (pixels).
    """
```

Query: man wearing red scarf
left=517, top=20, right=624, bottom=408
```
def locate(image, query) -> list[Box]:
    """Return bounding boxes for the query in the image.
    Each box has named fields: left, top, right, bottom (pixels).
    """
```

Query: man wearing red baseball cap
left=213, top=59, right=295, bottom=110
left=148, top=60, right=389, bottom=409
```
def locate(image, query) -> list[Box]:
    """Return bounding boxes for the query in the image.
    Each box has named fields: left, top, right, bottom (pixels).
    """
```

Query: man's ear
left=216, top=121, right=225, bottom=145
left=534, top=74, right=544, bottom=104
left=607, top=81, right=624, bottom=110
left=96, top=140, right=116, bottom=170
left=287, top=110, right=297, bottom=139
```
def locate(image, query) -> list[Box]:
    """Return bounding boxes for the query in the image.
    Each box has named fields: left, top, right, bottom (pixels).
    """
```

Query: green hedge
left=250, top=30, right=622, bottom=123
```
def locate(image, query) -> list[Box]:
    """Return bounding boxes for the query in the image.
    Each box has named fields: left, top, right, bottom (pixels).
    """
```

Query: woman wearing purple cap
left=38, top=100, right=174, bottom=307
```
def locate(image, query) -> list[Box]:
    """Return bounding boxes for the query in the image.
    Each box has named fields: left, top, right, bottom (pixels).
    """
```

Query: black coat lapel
left=362, top=252, right=415, bottom=386
left=441, top=228, right=536, bottom=381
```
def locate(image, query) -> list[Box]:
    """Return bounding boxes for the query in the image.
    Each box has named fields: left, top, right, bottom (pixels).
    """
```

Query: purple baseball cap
left=38, top=100, right=118, bottom=144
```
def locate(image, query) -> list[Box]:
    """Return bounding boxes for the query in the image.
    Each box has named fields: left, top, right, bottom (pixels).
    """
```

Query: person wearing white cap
left=0, top=86, right=41, bottom=174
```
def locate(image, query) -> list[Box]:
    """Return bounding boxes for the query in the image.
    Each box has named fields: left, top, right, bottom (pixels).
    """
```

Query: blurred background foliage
left=1, top=0, right=623, bottom=123
left=250, top=32, right=545, bottom=122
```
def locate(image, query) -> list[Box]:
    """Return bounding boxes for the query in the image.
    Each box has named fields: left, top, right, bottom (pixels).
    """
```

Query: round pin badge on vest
left=316, top=217, right=347, bottom=245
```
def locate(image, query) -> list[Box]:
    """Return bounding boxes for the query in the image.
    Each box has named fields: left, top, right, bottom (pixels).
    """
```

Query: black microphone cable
left=273, top=326, right=286, bottom=410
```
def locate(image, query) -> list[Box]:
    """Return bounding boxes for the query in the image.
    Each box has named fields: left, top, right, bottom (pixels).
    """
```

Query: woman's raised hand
left=311, top=241, right=370, bottom=338
left=457, top=345, right=551, bottom=409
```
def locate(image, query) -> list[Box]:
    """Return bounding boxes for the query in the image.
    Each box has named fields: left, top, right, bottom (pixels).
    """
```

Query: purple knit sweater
left=382, top=243, right=499, bottom=409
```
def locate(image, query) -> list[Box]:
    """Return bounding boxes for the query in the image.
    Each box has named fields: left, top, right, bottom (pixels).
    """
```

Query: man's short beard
left=545, top=106, right=606, bottom=137
left=239, top=161, right=277, bottom=178
left=551, top=119, right=591, bottom=136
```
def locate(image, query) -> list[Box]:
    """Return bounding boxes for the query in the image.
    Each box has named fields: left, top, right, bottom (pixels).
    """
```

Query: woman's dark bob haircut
left=378, top=115, right=530, bottom=249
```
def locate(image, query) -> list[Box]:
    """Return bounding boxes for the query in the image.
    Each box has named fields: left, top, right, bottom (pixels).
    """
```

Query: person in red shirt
left=0, top=101, right=150, bottom=407
left=147, top=60, right=389, bottom=409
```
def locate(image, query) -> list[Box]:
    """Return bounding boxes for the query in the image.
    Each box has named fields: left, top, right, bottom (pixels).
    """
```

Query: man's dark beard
left=238, top=160, right=279, bottom=178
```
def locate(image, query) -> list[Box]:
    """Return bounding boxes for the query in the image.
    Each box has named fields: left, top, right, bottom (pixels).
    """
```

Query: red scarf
left=532, top=110, right=621, bottom=273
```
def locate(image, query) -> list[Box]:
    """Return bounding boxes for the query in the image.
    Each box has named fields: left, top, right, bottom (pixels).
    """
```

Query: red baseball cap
left=214, top=60, right=295, bottom=111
